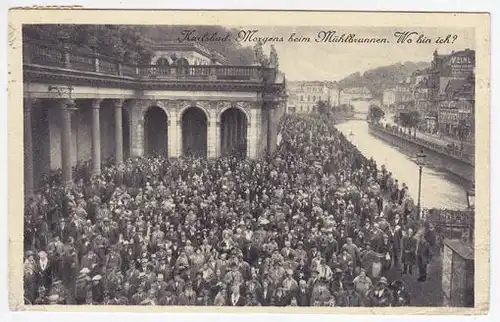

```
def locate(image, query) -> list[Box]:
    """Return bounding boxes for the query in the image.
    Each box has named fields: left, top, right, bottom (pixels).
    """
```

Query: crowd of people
left=23, top=114, right=436, bottom=307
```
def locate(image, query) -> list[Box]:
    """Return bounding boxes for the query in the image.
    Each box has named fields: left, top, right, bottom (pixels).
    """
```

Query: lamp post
left=415, top=149, right=427, bottom=220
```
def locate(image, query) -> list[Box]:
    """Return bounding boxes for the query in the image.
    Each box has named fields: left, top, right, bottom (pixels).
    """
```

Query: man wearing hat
left=178, top=280, right=197, bottom=306
left=91, top=274, right=104, bottom=304
left=130, top=285, right=147, bottom=305
left=24, top=250, right=37, bottom=304
left=310, top=280, right=332, bottom=306
left=367, top=276, right=393, bottom=307
left=75, top=267, right=91, bottom=304
left=158, top=288, right=178, bottom=306
left=80, top=248, right=99, bottom=271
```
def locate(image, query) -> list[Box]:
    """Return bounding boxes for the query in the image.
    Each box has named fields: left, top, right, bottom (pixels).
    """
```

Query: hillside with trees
left=23, top=25, right=256, bottom=65
left=338, top=61, right=430, bottom=99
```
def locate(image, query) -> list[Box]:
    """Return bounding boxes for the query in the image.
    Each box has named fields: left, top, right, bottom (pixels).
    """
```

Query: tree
left=407, top=110, right=421, bottom=137
left=315, top=100, right=331, bottom=116
left=368, top=104, right=385, bottom=123
left=23, top=24, right=155, bottom=64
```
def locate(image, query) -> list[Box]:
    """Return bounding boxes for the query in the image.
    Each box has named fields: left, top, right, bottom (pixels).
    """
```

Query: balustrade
left=69, top=53, right=94, bottom=72
left=24, top=40, right=266, bottom=82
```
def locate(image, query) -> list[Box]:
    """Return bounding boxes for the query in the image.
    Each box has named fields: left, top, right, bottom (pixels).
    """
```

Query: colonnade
left=23, top=98, right=267, bottom=197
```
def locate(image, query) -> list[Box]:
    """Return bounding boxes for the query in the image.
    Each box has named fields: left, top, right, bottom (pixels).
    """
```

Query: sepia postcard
left=7, top=9, right=490, bottom=314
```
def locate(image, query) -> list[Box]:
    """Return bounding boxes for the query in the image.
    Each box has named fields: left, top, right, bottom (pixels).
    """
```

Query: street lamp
left=415, top=149, right=427, bottom=219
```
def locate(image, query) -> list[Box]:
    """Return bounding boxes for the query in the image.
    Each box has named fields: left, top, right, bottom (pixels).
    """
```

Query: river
left=336, top=120, right=468, bottom=210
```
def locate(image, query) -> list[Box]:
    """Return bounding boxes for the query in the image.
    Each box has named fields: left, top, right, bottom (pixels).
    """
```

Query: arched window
left=307, top=95, right=310, bottom=101
left=176, top=57, right=190, bottom=74
left=156, top=57, right=170, bottom=66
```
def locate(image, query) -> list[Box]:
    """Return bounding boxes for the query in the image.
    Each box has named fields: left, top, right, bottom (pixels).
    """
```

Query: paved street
left=385, top=252, right=443, bottom=307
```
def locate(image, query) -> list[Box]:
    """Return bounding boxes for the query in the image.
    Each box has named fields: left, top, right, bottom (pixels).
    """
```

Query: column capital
left=92, top=99, right=103, bottom=109
left=59, top=99, right=77, bottom=110
left=113, top=99, right=125, bottom=108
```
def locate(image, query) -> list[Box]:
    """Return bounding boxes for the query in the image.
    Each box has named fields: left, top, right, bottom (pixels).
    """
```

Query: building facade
left=432, top=49, right=475, bottom=138
left=339, top=87, right=372, bottom=105
left=23, top=38, right=286, bottom=196
left=286, top=81, right=338, bottom=114
left=390, top=49, right=475, bottom=137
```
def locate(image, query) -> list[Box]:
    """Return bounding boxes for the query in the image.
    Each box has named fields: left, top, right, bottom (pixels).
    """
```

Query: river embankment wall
left=368, top=123, right=474, bottom=184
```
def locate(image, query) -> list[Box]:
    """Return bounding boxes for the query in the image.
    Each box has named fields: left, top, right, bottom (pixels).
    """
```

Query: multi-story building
left=382, top=89, right=397, bottom=107
left=392, top=49, right=475, bottom=136
left=339, top=87, right=372, bottom=105
left=432, top=49, right=475, bottom=138
left=287, top=81, right=335, bottom=114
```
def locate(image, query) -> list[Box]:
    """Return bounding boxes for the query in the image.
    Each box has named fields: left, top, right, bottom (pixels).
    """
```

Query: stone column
left=24, top=98, right=35, bottom=197
left=228, top=112, right=234, bottom=152
left=91, top=99, right=102, bottom=175
left=129, top=102, right=144, bottom=158
left=60, top=99, right=74, bottom=187
left=207, top=113, right=217, bottom=158
left=114, top=99, right=124, bottom=164
left=176, top=119, right=183, bottom=157
left=215, top=121, right=221, bottom=158
left=247, top=107, right=258, bottom=159
left=168, top=110, right=179, bottom=158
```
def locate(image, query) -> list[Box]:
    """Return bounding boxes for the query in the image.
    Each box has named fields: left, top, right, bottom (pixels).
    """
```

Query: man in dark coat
left=35, top=251, right=53, bottom=291
left=416, top=233, right=432, bottom=282
left=295, top=280, right=310, bottom=306
left=258, top=278, right=274, bottom=306
left=91, top=275, right=105, bottom=304
left=401, top=228, right=417, bottom=275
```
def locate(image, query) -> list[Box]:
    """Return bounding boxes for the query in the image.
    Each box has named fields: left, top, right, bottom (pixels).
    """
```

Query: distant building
left=432, top=49, right=475, bottom=138
left=339, top=87, right=372, bottom=105
left=287, top=81, right=335, bottom=114
left=382, top=90, right=397, bottom=107
left=393, top=49, right=475, bottom=137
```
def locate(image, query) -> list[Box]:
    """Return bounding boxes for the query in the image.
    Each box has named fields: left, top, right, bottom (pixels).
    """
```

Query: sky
left=232, top=26, right=476, bottom=81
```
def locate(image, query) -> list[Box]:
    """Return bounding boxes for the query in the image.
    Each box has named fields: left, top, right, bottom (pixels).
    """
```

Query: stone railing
left=370, top=122, right=474, bottom=165
left=23, top=39, right=264, bottom=81
left=423, top=208, right=474, bottom=247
